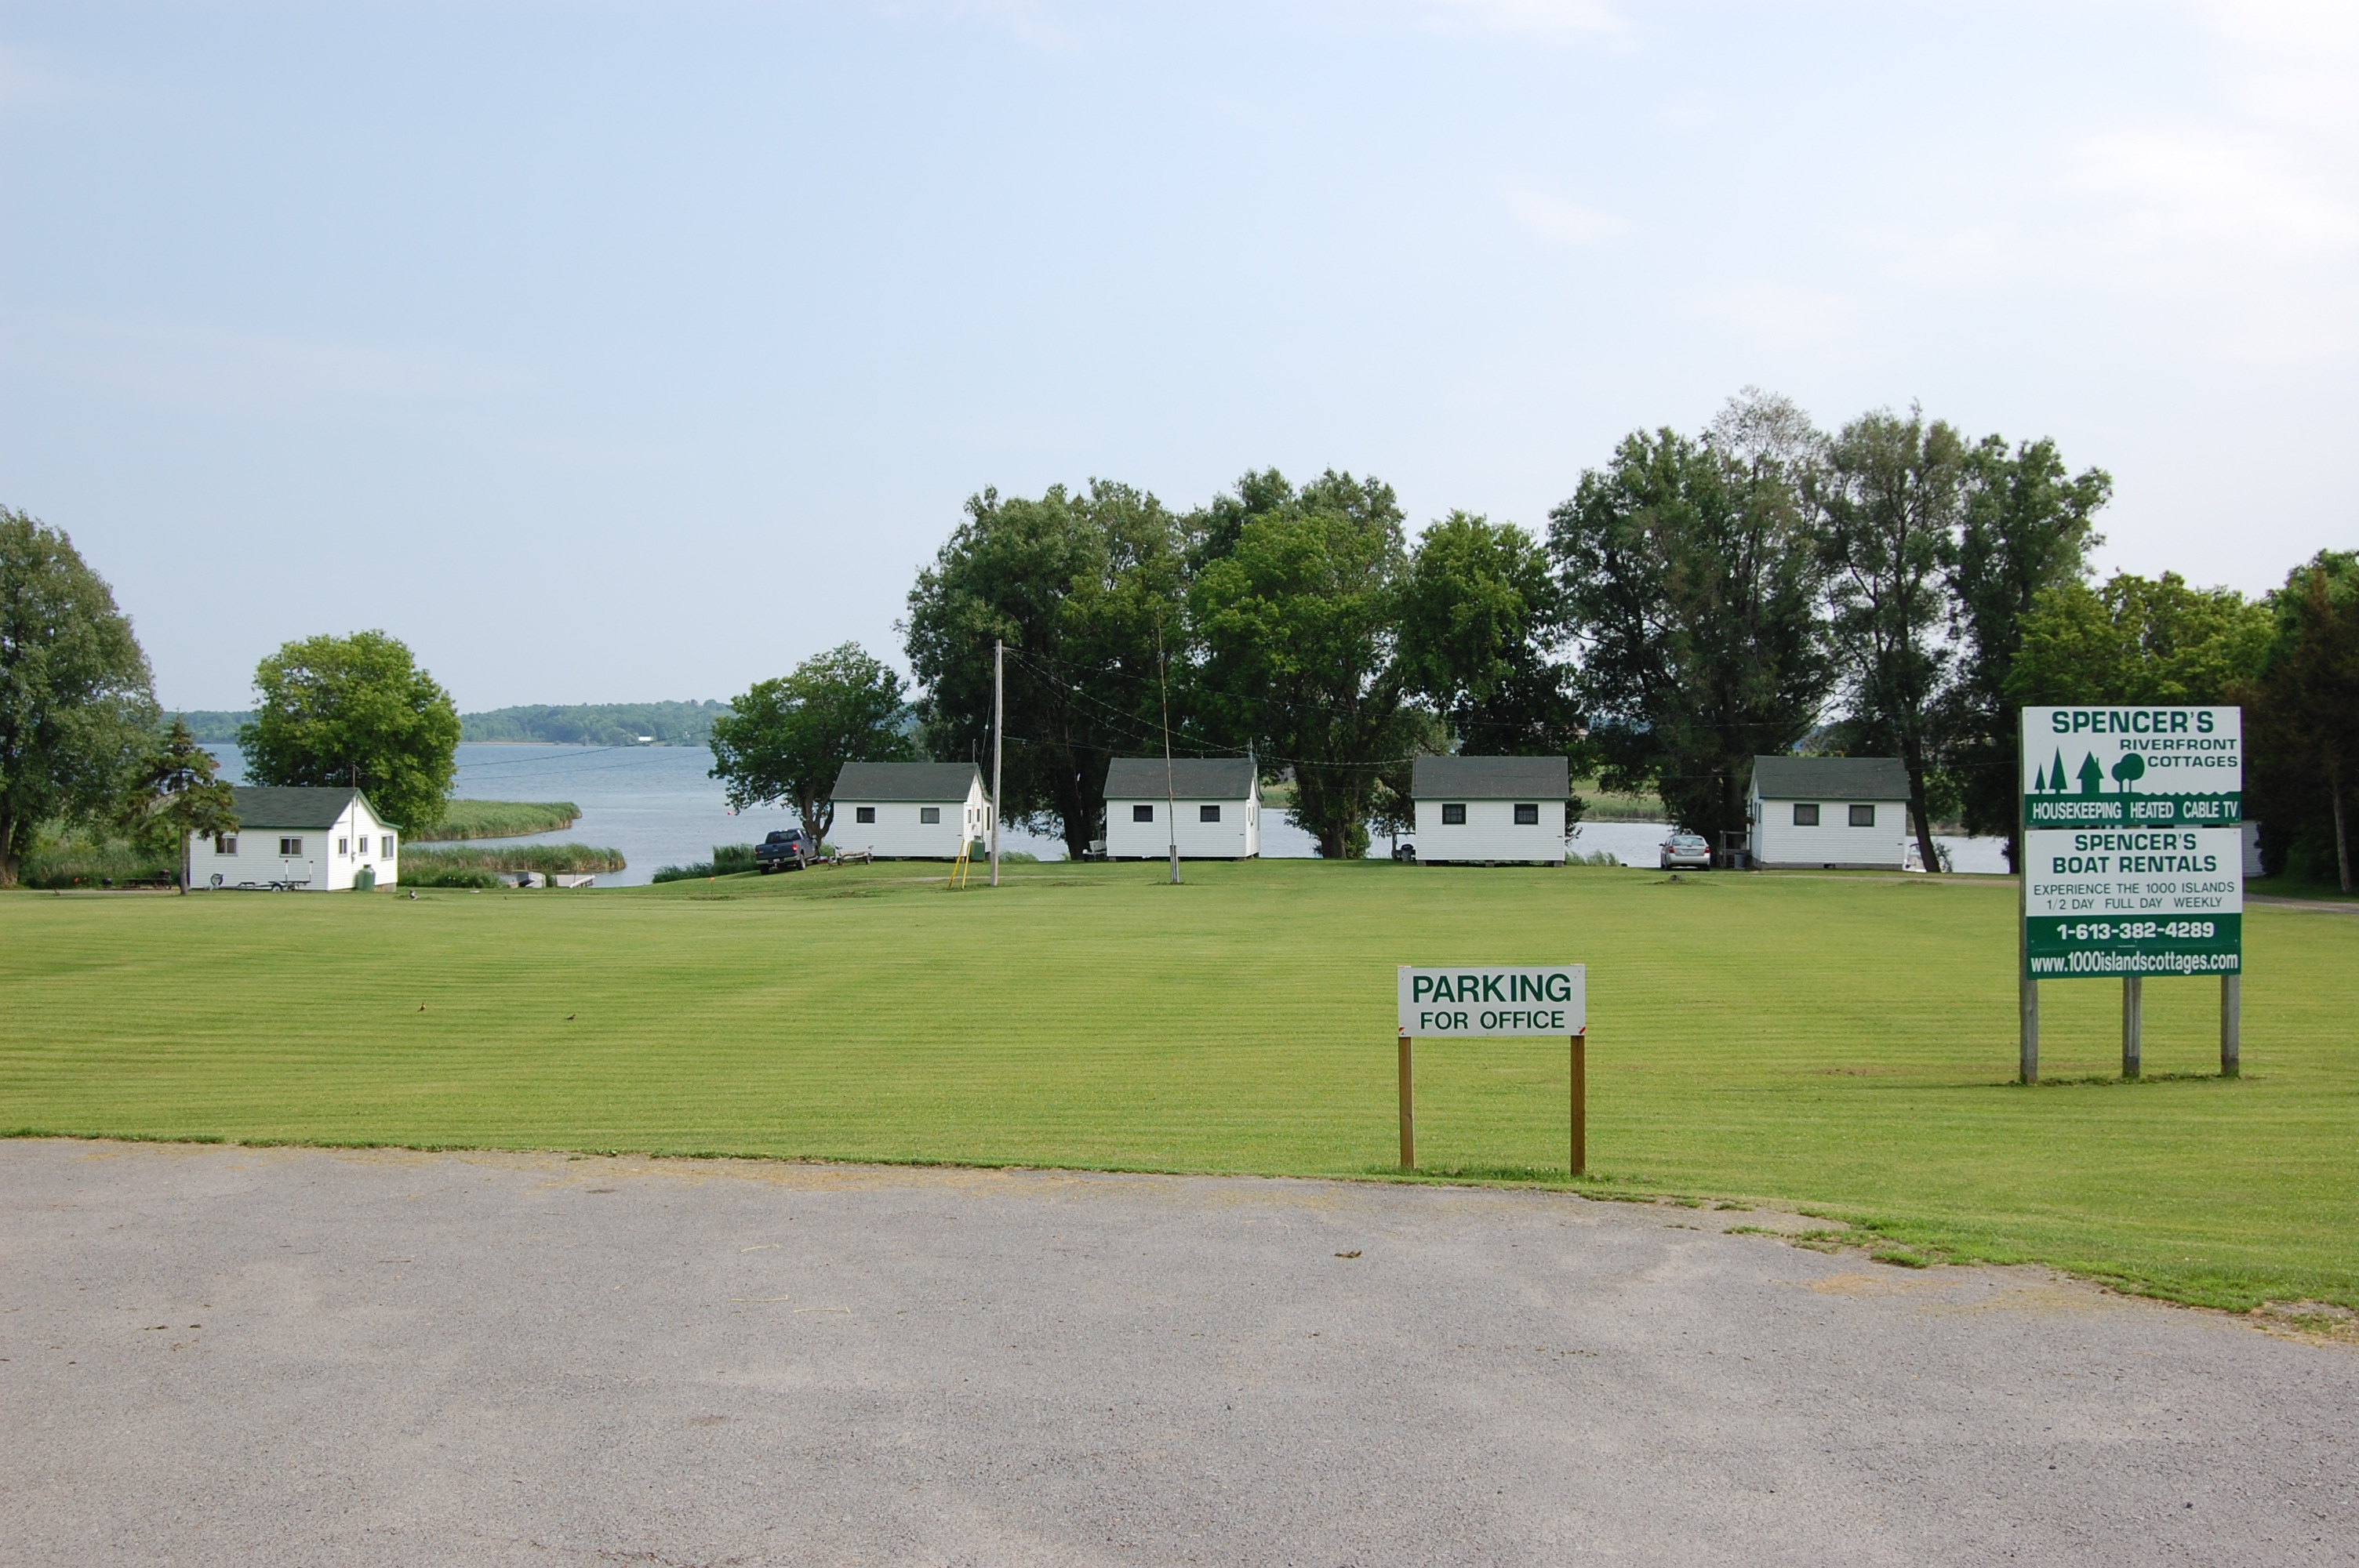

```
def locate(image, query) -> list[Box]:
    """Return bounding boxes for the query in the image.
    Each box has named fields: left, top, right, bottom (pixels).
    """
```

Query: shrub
left=400, top=843, right=625, bottom=875
left=17, top=831, right=176, bottom=890
left=400, top=865, right=501, bottom=890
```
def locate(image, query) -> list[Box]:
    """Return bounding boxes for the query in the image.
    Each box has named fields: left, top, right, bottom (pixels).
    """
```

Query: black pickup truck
left=753, top=827, right=816, bottom=873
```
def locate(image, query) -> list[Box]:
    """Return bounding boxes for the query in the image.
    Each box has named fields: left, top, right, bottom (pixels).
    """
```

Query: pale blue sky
left=4, top=1, right=2353, bottom=710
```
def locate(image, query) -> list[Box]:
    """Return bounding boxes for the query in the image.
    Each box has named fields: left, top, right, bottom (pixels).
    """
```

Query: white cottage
left=191, top=786, right=401, bottom=891
left=1747, top=756, right=1910, bottom=869
left=1103, top=757, right=1261, bottom=859
left=1409, top=756, right=1569, bottom=865
left=829, top=762, right=993, bottom=859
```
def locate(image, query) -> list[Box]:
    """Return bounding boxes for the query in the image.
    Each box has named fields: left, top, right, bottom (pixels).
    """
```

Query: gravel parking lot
left=4, top=1138, right=2354, bottom=1566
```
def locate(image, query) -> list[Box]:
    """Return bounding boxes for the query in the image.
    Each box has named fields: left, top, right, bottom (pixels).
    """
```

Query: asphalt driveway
left=3, top=1139, right=2352, bottom=1566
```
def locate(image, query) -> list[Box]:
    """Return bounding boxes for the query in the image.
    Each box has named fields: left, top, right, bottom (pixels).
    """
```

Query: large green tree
left=2007, top=572, right=2274, bottom=710
left=2240, top=552, right=2359, bottom=891
left=709, top=643, right=915, bottom=845
left=903, top=481, right=1185, bottom=858
left=1941, top=437, right=2111, bottom=867
left=239, top=630, right=460, bottom=833
left=1550, top=391, right=1831, bottom=848
left=0, top=507, right=159, bottom=887
left=1190, top=470, right=1423, bottom=858
left=120, top=716, right=239, bottom=891
left=1816, top=406, right=1968, bottom=873
left=1397, top=512, right=1581, bottom=760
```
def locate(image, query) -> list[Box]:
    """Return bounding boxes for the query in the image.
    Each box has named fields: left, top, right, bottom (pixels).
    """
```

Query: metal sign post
left=2018, top=706, right=2243, bottom=1080
left=1395, top=966, right=1589, bottom=1177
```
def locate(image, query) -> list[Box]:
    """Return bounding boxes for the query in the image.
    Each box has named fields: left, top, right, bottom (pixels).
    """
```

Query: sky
left=3, top=0, right=2354, bottom=712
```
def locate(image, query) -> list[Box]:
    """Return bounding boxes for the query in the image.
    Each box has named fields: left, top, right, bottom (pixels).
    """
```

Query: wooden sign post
left=1396, top=966, right=1588, bottom=1178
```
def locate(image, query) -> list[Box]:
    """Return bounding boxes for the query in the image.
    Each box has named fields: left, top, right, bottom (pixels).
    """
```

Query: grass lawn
left=4, top=860, right=2352, bottom=1312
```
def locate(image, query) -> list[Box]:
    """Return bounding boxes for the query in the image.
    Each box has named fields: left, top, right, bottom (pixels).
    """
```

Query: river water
left=213, top=742, right=2007, bottom=885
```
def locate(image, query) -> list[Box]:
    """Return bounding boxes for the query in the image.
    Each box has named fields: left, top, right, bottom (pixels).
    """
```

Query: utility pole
left=990, top=640, right=1004, bottom=888
left=1158, top=622, right=1180, bottom=885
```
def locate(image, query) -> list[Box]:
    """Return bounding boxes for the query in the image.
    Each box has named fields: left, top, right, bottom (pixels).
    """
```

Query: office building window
left=1848, top=804, right=1875, bottom=827
left=1792, top=804, right=1819, bottom=826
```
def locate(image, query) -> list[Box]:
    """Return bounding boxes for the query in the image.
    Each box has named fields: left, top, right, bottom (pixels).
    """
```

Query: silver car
left=1659, top=832, right=1711, bottom=870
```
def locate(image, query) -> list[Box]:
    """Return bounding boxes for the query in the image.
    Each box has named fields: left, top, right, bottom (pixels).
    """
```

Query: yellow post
left=1398, top=1034, right=1415, bottom=1172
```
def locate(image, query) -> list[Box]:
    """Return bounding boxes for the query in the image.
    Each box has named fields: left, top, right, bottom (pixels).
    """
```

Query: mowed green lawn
left=5, top=861, right=2354, bottom=1311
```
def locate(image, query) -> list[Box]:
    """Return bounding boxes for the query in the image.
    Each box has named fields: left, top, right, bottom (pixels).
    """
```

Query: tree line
left=5, top=387, right=2354, bottom=890
left=718, top=390, right=2354, bottom=887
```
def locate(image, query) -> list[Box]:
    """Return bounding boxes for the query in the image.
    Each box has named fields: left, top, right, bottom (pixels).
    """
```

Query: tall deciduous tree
left=2241, top=552, right=2359, bottom=891
left=120, top=717, right=239, bottom=890
left=1940, top=436, right=2110, bottom=867
left=239, top=630, right=460, bottom=834
left=1190, top=470, right=1421, bottom=858
left=709, top=643, right=915, bottom=844
left=1550, top=391, right=1831, bottom=849
left=903, top=481, right=1184, bottom=858
left=0, top=507, right=159, bottom=887
left=2006, top=572, right=2274, bottom=710
left=1397, top=512, right=1582, bottom=761
left=1816, top=406, right=1967, bottom=873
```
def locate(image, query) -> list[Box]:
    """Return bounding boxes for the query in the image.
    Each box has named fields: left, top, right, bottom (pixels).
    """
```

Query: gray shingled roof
left=227, top=786, right=382, bottom=829
left=1409, top=755, right=1569, bottom=800
left=1103, top=757, right=1259, bottom=800
left=1750, top=755, right=1910, bottom=801
left=828, top=761, right=987, bottom=803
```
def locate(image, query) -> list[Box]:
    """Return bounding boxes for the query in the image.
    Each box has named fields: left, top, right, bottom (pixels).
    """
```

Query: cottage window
left=217, top=834, right=238, bottom=856
left=856, top=807, right=876, bottom=824
left=1848, top=804, right=1876, bottom=827
left=1441, top=804, right=1467, bottom=825
left=1133, top=804, right=1154, bottom=822
left=1513, top=803, right=1539, bottom=826
left=380, top=834, right=394, bottom=857
left=1792, top=804, right=1819, bottom=826
left=338, top=837, right=351, bottom=856
left=920, top=807, right=940, bottom=825
left=279, top=837, right=304, bottom=856
left=1199, top=804, right=1220, bottom=822
left=358, top=837, right=369, bottom=856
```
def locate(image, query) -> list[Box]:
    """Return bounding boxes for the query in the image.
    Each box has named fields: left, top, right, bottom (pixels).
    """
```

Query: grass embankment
left=3, top=862, right=2352, bottom=1312
left=419, top=800, right=580, bottom=840
left=1572, top=779, right=1669, bottom=822
left=400, top=844, right=626, bottom=887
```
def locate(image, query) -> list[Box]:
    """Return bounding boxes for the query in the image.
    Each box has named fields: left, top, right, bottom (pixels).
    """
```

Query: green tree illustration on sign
left=2112, top=751, right=2146, bottom=792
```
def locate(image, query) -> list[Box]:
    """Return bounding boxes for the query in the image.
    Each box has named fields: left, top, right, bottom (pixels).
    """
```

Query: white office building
left=1747, top=756, right=1912, bottom=869
left=1103, top=757, right=1262, bottom=859
left=1408, top=756, right=1570, bottom=865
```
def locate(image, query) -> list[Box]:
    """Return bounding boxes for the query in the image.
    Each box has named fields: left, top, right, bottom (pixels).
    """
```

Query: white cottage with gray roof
left=828, top=762, right=992, bottom=859
left=189, top=786, right=400, bottom=891
left=1410, top=756, right=1569, bottom=865
left=1747, top=756, right=1910, bottom=869
left=1103, top=757, right=1261, bottom=859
